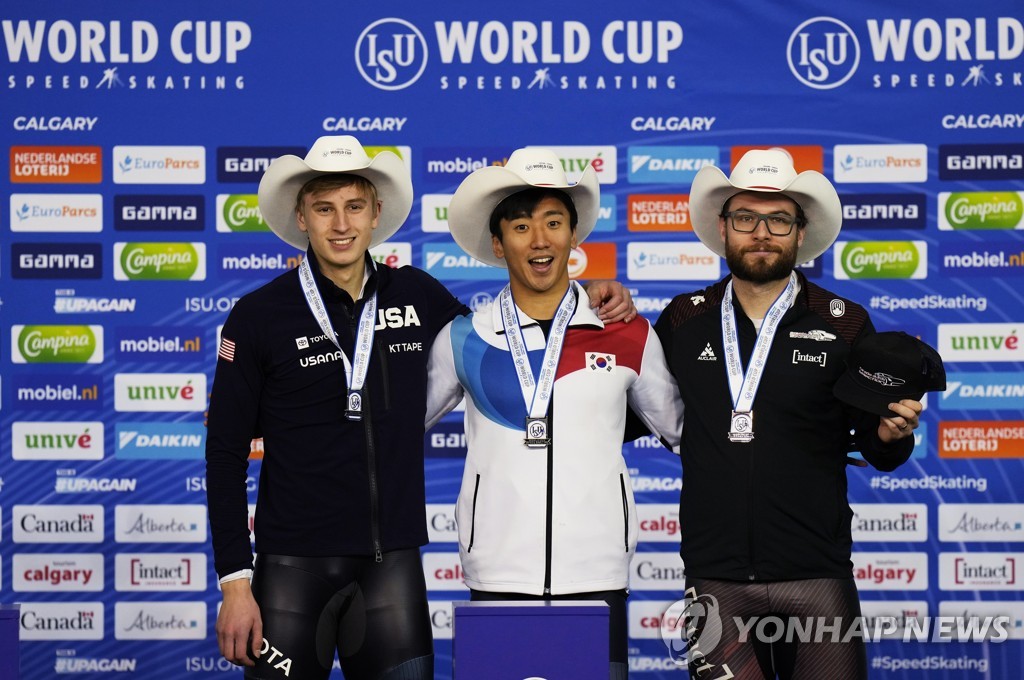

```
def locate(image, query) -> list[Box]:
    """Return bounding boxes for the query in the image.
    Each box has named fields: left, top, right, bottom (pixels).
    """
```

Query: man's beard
left=724, top=241, right=799, bottom=284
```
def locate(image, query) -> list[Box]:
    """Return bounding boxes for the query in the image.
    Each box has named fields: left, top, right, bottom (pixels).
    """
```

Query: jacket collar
left=490, top=280, right=604, bottom=335
left=304, top=247, right=378, bottom=305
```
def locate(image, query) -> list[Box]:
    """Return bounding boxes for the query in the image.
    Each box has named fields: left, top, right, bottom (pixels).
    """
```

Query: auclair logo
left=19, top=602, right=104, bottom=641
left=216, top=146, right=305, bottom=183
left=939, top=504, right=1024, bottom=542
left=115, top=505, right=207, bottom=543
left=852, top=552, right=928, bottom=590
left=114, top=373, right=207, bottom=412
left=628, top=194, right=690, bottom=231
left=355, top=18, right=429, bottom=90
left=12, top=421, right=104, bottom=461
left=13, top=505, right=104, bottom=543
left=627, top=242, right=720, bottom=281
left=839, top=193, right=925, bottom=230
left=115, top=553, right=206, bottom=591
left=113, top=146, right=205, bottom=184
left=216, top=194, right=268, bottom=232
left=851, top=504, right=928, bottom=542
left=940, top=144, right=1024, bottom=181
left=116, top=422, right=206, bottom=460
left=422, top=553, right=468, bottom=591
left=940, top=553, right=1021, bottom=590
left=834, top=241, right=926, bottom=279
left=423, top=244, right=505, bottom=280
left=629, top=553, right=686, bottom=590
left=833, top=144, right=927, bottom=183
left=531, top=145, right=617, bottom=184
left=114, top=602, right=206, bottom=640
left=938, top=324, right=1024, bottom=362
left=11, top=325, right=103, bottom=364
left=10, top=146, right=102, bottom=183
left=787, top=17, right=860, bottom=89
left=12, top=243, right=102, bottom=279
left=114, top=195, right=204, bottom=232
left=940, top=372, right=1024, bottom=410
left=114, top=242, right=206, bottom=280
left=13, top=553, right=104, bottom=592
left=627, top=146, right=717, bottom=184
left=9, top=193, right=103, bottom=232
left=939, top=191, right=1024, bottom=230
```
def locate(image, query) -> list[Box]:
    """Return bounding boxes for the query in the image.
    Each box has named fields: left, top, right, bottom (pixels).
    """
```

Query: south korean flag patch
left=587, top=352, right=616, bottom=372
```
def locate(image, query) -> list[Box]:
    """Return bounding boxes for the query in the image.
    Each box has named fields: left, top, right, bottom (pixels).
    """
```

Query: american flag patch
left=218, top=337, right=236, bottom=362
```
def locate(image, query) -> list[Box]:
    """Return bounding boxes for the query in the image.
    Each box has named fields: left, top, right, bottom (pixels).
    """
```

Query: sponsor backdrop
left=1, top=0, right=1022, bottom=677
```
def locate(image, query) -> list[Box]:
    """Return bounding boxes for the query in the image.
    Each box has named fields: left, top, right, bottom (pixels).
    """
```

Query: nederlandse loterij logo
left=939, top=192, right=1024, bottom=230
left=355, top=18, right=429, bottom=90
left=834, top=241, right=926, bottom=279
left=787, top=17, right=860, bottom=89
left=216, top=194, right=268, bottom=232
left=114, top=242, right=205, bottom=280
left=12, top=325, right=103, bottom=363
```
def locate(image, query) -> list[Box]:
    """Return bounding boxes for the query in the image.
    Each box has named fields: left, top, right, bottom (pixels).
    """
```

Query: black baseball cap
left=833, top=331, right=946, bottom=417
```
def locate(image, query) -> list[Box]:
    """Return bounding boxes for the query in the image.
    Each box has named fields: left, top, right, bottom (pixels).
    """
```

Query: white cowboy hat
left=689, top=147, right=841, bottom=263
left=257, top=135, right=412, bottom=250
left=446, top=147, right=600, bottom=268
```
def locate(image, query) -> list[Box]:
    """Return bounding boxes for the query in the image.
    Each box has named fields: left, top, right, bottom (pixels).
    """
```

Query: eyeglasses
left=723, top=210, right=799, bottom=236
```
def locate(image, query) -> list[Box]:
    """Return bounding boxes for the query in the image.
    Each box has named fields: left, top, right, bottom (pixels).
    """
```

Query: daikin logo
left=423, top=244, right=505, bottom=280
left=12, top=325, right=103, bottom=363
left=114, top=242, right=206, bottom=280
left=939, top=192, right=1024, bottom=230
left=834, top=241, right=926, bottom=279
left=216, top=194, right=268, bottom=232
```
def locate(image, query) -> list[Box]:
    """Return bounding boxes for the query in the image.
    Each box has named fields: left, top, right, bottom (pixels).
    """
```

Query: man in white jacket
left=426, top=148, right=684, bottom=679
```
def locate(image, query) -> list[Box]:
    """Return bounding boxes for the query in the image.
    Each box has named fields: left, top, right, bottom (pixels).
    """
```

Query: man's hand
left=878, top=398, right=923, bottom=444
left=217, top=579, right=263, bottom=667
left=584, top=280, right=637, bottom=324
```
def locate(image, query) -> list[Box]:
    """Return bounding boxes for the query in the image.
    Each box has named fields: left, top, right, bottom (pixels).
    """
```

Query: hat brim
left=832, top=372, right=923, bottom=418
left=689, top=165, right=842, bottom=264
left=257, top=151, right=412, bottom=251
left=446, top=165, right=600, bottom=268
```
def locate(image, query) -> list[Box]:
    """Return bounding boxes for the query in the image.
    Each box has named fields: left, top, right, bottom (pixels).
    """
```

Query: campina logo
left=12, top=325, right=103, bottom=364
left=939, top=191, right=1023, bottom=230
left=114, top=242, right=206, bottom=281
left=787, top=17, right=860, bottom=89
left=834, top=241, right=926, bottom=279
left=216, top=194, right=268, bottom=232
left=112, top=146, right=205, bottom=184
left=356, top=18, right=429, bottom=90
left=9, top=193, right=102, bottom=232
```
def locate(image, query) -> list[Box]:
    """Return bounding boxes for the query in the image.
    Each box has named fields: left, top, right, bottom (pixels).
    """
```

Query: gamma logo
left=114, top=242, right=206, bottom=281
left=834, top=241, right=926, bottom=279
left=355, top=18, right=429, bottom=90
left=787, top=17, right=860, bottom=89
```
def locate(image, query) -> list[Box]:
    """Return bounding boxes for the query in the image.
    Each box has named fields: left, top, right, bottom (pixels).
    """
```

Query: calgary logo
left=787, top=17, right=860, bottom=89
left=355, top=18, right=429, bottom=90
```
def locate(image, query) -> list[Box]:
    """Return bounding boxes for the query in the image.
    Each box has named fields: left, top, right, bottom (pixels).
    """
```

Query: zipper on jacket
left=375, top=337, right=391, bottom=411
left=350, top=310, right=383, bottom=562
left=467, top=473, right=481, bottom=553
left=543, top=401, right=554, bottom=596
left=619, top=473, right=630, bottom=553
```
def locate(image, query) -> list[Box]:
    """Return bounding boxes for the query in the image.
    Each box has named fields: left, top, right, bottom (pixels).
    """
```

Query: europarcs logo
left=355, top=18, right=429, bottom=91
left=787, top=17, right=860, bottom=89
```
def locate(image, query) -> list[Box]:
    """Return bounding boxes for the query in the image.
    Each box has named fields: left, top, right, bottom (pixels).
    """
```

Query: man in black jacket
left=655, top=148, right=921, bottom=680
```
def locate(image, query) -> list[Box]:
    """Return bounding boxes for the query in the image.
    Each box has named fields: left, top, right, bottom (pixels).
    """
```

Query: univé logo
left=355, top=18, right=429, bottom=90
left=114, top=242, right=206, bottom=280
left=11, top=325, right=103, bottom=364
left=939, top=191, right=1024, bottom=230
left=834, top=241, right=926, bottom=279
left=787, top=17, right=860, bottom=89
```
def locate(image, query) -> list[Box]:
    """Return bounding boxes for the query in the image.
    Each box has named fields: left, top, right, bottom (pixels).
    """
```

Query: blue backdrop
left=1, top=1, right=1022, bottom=677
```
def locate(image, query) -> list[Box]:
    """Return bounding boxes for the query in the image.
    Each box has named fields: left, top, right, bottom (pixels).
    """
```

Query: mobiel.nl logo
left=834, top=241, right=927, bottom=279
left=11, top=325, right=103, bottom=363
left=939, top=191, right=1024, bottom=230
left=114, top=242, right=206, bottom=280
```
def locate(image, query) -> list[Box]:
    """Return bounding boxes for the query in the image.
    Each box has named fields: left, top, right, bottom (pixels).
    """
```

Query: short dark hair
left=720, top=191, right=807, bottom=228
left=295, top=173, right=379, bottom=216
left=488, top=188, right=578, bottom=241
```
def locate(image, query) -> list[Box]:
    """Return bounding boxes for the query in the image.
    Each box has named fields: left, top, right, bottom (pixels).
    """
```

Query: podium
left=453, top=601, right=608, bottom=679
left=0, top=604, right=20, bottom=680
